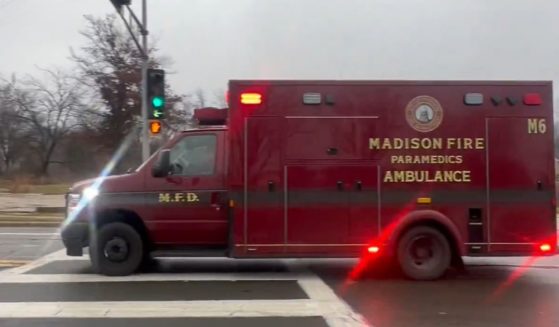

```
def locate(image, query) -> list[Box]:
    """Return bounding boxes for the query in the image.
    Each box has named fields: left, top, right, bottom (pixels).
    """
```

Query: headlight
left=83, top=187, right=99, bottom=201
left=66, top=193, right=80, bottom=216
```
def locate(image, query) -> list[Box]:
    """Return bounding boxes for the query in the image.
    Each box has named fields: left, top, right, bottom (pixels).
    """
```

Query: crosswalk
left=0, top=250, right=367, bottom=327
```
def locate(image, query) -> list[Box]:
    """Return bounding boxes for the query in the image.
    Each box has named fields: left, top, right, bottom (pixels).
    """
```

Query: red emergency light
left=240, top=92, right=263, bottom=105
left=523, top=93, right=542, bottom=106
left=539, top=243, right=552, bottom=253
left=367, top=246, right=380, bottom=254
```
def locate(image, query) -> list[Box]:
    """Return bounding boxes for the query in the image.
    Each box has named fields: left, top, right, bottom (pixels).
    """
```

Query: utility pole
left=109, top=0, right=150, bottom=162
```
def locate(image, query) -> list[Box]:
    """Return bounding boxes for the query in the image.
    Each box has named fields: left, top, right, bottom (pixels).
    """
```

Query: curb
left=36, top=207, right=65, bottom=214
left=0, top=211, right=64, bottom=227
left=0, top=260, right=30, bottom=268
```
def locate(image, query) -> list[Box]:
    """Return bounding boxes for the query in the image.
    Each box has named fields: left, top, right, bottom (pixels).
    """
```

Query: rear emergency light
left=539, top=243, right=552, bottom=253
left=367, top=246, right=380, bottom=254
left=240, top=92, right=263, bottom=105
left=523, top=93, right=542, bottom=106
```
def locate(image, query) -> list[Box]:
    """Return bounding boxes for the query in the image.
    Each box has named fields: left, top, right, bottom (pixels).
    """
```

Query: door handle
left=210, top=193, right=222, bottom=211
left=537, top=180, right=543, bottom=191
left=355, top=181, right=362, bottom=191
left=337, top=181, right=344, bottom=191
left=165, top=176, right=182, bottom=185
left=268, top=181, right=275, bottom=192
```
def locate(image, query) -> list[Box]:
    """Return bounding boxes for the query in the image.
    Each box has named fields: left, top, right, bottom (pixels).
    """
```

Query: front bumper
left=61, top=222, right=89, bottom=256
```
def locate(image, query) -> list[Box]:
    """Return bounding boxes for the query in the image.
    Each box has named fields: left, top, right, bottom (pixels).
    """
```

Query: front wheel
left=89, top=222, right=143, bottom=276
left=397, top=226, right=451, bottom=281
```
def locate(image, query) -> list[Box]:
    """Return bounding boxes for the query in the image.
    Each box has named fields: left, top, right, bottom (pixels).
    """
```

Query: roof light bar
left=241, top=92, right=263, bottom=105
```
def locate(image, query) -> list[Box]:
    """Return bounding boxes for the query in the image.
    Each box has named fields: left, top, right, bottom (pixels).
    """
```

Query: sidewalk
left=0, top=193, right=64, bottom=213
left=0, top=212, right=63, bottom=227
left=0, top=193, right=64, bottom=227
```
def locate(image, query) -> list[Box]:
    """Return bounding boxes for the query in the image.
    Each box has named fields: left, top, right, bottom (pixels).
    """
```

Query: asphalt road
left=0, top=227, right=558, bottom=327
left=0, top=227, right=63, bottom=265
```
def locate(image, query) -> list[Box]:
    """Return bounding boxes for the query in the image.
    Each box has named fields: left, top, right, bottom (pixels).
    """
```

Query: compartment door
left=348, top=165, right=379, bottom=243
left=245, top=117, right=284, bottom=252
left=487, top=117, right=555, bottom=251
left=286, top=165, right=349, bottom=244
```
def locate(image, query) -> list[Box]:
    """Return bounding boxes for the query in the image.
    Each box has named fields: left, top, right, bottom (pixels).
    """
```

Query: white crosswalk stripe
left=0, top=250, right=368, bottom=327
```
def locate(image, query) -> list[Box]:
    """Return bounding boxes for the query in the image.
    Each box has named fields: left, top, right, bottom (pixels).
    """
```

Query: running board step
left=151, top=248, right=228, bottom=258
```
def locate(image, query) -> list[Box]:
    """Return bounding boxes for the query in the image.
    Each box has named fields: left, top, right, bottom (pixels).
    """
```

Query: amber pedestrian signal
left=149, top=120, right=162, bottom=135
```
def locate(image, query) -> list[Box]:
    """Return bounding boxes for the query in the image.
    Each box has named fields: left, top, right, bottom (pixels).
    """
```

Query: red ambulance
left=61, top=80, right=557, bottom=280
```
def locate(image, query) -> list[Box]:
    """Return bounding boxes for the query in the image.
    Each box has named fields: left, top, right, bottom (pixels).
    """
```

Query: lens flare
left=485, top=256, right=538, bottom=304
left=82, top=187, right=99, bottom=201
left=61, top=128, right=139, bottom=229
left=344, top=201, right=416, bottom=284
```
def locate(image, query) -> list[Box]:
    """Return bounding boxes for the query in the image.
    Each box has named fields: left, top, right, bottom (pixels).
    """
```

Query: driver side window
left=169, top=134, right=217, bottom=176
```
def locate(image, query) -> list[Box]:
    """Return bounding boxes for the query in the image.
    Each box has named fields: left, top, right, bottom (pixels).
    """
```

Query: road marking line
left=0, top=300, right=324, bottom=318
left=0, top=250, right=370, bottom=325
left=0, top=273, right=314, bottom=283
left=0, top=249, right=68, bottom=275
left=290, top=266, right=369, bottom=327
left=0, top=233, right=59, bottom=236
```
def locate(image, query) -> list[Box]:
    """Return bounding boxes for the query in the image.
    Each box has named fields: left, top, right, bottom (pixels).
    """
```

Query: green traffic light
left=152, top=96, right=165, bottom=108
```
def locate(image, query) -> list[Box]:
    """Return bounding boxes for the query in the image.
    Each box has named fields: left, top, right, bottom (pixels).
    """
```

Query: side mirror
left=152, top=149, right=171, bottom=177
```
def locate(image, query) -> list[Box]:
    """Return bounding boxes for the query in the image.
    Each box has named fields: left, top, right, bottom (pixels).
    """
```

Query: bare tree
left=13, top=69, right=86, bottom=176
left=71, top=15, right=182, bottom=154
left=212, top=89, right=227, bottom=108
left=193, top=88, right=207, bottom=108
left=0, top=78, right=29, bottom=174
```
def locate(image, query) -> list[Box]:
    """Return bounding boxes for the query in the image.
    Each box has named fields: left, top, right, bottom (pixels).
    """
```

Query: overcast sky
left=0, top=0, right=558, bottom=101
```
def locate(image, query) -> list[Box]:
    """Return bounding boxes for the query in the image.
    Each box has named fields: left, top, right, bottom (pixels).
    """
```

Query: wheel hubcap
left=104, top=237, right=129, bottom=262
left=409, top=235, right=437, bottom=267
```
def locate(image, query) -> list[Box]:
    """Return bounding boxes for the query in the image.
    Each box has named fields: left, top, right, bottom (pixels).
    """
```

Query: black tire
left=139, top=252, right=158, bottom=272
left=397, top=226, right=451, bottom=281
left=89, top=222, right=143, bottom=276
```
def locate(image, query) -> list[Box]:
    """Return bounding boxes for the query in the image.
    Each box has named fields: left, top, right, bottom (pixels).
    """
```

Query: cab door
left=143, top=132, right=228, bottom=245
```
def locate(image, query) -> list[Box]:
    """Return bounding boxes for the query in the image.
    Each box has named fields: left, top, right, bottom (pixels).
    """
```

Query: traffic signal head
left=110, top=0, right=132, bottom=12
left=149, top=120, right=162, bottom=135
left=147, top=69, right=165, bottom=119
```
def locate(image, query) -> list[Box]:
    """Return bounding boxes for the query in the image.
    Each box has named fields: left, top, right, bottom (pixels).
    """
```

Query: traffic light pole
left=110, top=0, right=150, bottom=162
left=140, top=0, right=149, bottom=162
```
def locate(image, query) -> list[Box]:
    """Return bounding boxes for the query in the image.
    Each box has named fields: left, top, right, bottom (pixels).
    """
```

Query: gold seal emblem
left=405, top=95, right=443, bottom=133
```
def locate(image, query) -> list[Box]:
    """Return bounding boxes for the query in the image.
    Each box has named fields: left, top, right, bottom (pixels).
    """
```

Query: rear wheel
left=397, top=226, right=451, bottom=281
left=90, top=222, right=143, bottom=276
